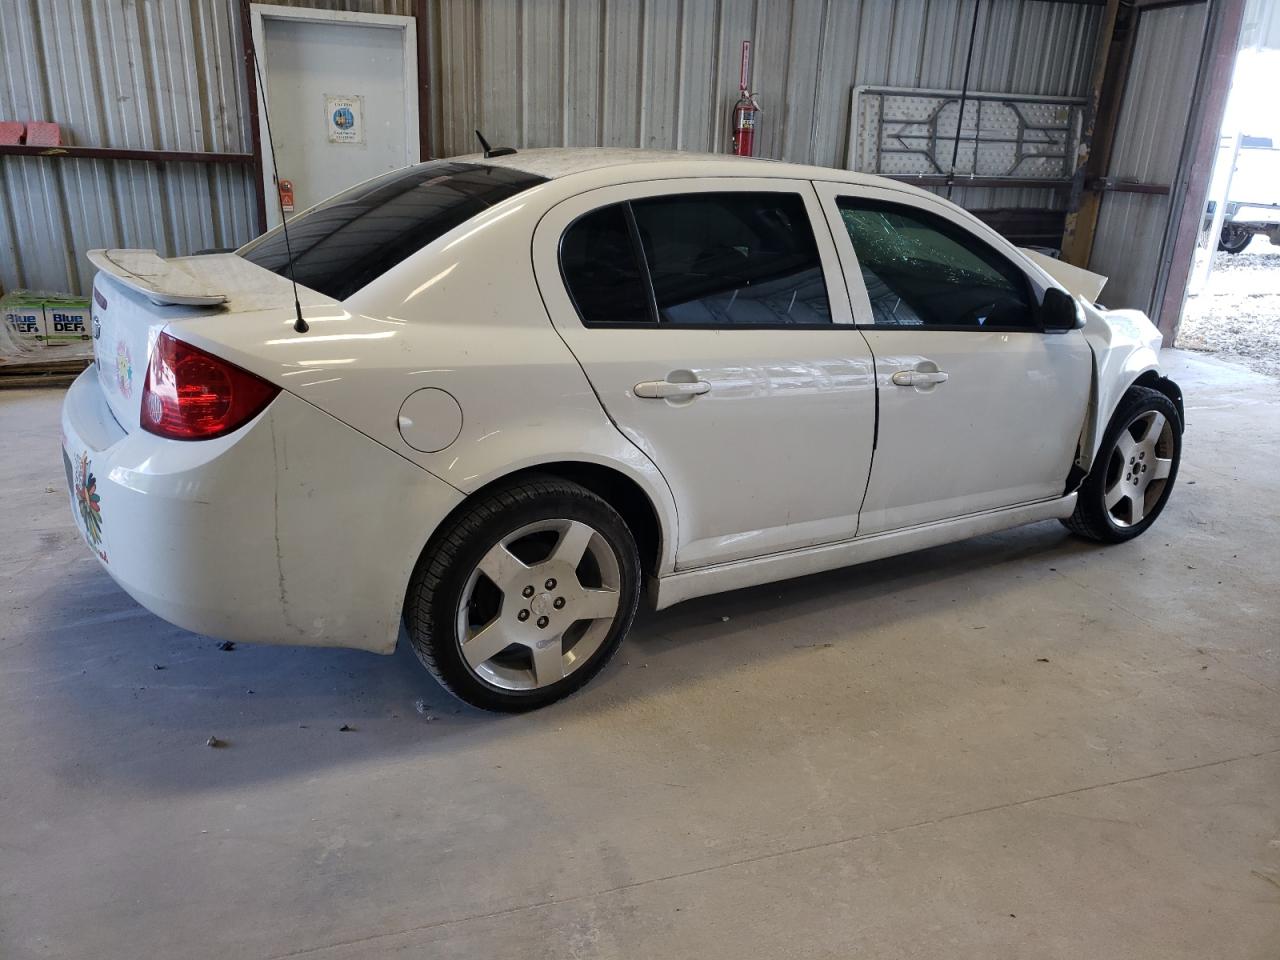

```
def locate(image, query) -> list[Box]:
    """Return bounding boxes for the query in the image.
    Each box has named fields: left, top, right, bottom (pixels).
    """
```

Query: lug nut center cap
left=530, top=592, right=556, bottom=617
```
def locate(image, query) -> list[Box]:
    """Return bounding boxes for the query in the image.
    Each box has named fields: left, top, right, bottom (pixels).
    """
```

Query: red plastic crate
left=0, top=122, right=24, bottom=145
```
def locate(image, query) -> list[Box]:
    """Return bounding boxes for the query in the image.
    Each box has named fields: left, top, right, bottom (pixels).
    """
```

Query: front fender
left=1076, top=304, right=1164, bottom=471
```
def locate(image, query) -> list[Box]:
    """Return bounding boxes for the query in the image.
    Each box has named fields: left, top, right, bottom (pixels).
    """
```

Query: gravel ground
left=1178, top=234, right=1280, bottom=378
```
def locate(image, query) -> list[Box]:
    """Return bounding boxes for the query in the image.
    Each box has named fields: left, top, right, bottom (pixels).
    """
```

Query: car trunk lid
left=87, top=249, right=334, bottom=432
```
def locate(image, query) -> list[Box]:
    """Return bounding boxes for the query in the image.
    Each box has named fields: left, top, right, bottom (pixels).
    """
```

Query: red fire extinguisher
left=731, top=40, right=759, bottom=157
left=731, top=90, right=761, bottom=157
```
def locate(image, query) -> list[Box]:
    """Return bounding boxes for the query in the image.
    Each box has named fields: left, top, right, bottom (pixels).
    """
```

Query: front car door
left=813, top=181, right=1093, bottom=536
left=533, top=178, right=877, bottom=569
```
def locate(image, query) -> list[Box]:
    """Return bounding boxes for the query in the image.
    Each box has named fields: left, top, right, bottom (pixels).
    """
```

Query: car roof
left=455, top=147, right=934, bottom=198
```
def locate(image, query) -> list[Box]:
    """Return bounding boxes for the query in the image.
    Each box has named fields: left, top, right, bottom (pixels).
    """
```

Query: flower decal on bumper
left=74, top=451, right=104, bottom=547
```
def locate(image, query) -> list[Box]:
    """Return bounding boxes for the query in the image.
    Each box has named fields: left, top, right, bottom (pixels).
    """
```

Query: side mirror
left=1040, top=287, right=1085, bottom=332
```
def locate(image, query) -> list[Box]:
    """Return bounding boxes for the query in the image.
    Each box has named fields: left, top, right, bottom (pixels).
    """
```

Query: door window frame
left=544, top=178, right=857, bottom=332
left=813, top=181, right=1054, bottom=334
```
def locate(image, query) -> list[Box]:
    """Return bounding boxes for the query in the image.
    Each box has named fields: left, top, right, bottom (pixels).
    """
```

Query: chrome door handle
left=891, top=370, right=949, bottom=387
left=634, top=379, right=712, bottom=399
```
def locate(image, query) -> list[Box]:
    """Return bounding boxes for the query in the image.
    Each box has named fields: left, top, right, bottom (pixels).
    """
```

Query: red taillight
left=141, top=333, right=280, bottom=440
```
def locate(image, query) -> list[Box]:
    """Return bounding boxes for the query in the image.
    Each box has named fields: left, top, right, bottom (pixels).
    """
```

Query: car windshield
left=238, top=161, right=547, bottom=301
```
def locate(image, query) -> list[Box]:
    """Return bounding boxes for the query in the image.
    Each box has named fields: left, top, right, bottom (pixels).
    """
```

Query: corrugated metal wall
left=3, top=0, right=1102, bottom=296
left=428, top=0, right=1103, bottom=212
left=1088, top=2, right=1209, bottom=313
left=1, top=0, right=252, bottom=295
left=0, top=0, right=410, bottom=296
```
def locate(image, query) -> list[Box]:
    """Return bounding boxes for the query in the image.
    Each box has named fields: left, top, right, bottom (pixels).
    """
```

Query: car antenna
left=251, top=46, right=308, bottom=334
left=474, top=130, right=517, bottom=159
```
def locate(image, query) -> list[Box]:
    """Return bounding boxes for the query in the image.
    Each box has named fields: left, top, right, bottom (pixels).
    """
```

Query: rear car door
left=533, top=178, right=876, bottom=570
left=813, top=182, right=1093, bottom=536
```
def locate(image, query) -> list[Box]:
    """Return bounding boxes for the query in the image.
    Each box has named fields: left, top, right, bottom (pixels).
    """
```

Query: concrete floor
left=1, top=349, right=1277, bottom=959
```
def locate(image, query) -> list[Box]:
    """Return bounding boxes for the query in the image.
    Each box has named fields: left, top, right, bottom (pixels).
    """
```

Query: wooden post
left=415, top=0, right=433, bottom=161
left=1060, top=0, right=1125, bottom=268
left=240, top=0, right=268, bottom=236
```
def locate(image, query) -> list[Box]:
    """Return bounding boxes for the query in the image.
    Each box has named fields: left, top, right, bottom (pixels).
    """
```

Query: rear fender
left=167, top=194, right=682, bottom=578
left=441, top=437, right=681, bottom=578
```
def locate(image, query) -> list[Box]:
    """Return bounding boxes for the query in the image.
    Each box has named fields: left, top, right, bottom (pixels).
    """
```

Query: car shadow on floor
left=19, top=520, right=1098, bottom=797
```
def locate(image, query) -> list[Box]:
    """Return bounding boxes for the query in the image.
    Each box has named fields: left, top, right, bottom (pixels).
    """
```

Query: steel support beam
left=1153, top=0, right=1249, bottom=341
left=0, top=145, right=253, bottom=165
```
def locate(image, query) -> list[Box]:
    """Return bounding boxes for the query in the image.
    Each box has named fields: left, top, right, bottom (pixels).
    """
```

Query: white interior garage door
left=257, top=10, right=418, bottom=228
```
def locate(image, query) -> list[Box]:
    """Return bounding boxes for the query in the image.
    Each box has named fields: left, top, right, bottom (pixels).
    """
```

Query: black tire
left=405, top=476, right=641, bottom=712
left=1218, top=225, right=1252, bottom=254
left=1062, top=385, right=1181, bottom=543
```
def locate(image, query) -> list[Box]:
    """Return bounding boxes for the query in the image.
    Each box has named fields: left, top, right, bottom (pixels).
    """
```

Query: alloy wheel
left=1103, top=409, right=1175, bottom=528
left=454, top=519, right=622, bottom=691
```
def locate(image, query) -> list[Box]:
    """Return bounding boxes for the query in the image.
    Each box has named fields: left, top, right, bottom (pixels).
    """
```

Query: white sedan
left=62, top=149, right=1183, bottom=711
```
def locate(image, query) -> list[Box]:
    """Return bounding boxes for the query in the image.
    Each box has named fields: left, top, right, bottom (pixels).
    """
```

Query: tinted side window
left=630, top=193, right=831, bottom=326
left=561, top=204, right=653, bottom=324
left=836, top=199, right=1033, bottom=329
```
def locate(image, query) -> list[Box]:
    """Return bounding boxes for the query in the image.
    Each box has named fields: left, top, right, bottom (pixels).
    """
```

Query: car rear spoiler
left=87, top=249, right=228, bottom=307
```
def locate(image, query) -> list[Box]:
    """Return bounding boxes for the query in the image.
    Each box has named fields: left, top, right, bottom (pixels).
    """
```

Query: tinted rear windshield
left=238, top=162, right=547, bottom=301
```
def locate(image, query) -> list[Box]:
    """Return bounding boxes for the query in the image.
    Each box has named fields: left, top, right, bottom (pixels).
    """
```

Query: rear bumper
left=60, top=367, right=464, bottom=653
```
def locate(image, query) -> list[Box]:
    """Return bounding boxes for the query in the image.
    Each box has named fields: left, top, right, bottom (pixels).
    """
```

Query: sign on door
left=325, top=94, right=364, bottom=144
